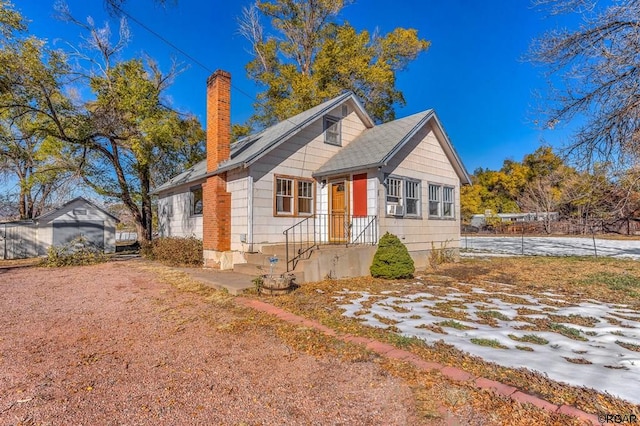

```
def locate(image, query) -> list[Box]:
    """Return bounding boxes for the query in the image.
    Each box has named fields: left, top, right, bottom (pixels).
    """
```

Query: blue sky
left=15, top=0, right=578, bottom=174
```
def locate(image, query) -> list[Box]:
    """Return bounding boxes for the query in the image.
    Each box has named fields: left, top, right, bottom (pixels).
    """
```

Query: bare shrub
left=144, top=237, right=203, bottom=267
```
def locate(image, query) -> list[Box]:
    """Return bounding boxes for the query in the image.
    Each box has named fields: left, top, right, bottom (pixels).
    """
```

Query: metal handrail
left=283, top=215, right=317, bottom=272
left=350, top=215, right=378, bottom=246
left=283, top=214, right=378, bottom=272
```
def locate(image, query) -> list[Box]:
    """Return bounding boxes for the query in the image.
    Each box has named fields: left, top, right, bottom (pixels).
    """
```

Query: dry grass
left=0, top=258, right=40, bottom=268
left=437, top=256, right=640, bottom=306
left=140, top=257, right=640, bottom=423
left=257, top=257, right=640, bottom=419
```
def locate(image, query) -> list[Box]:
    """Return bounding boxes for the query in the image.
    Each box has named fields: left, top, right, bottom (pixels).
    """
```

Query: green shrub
left=370, top=232, right=414, bottom=279
left=144, top=237, right=203, bottom=266
left=42, top=236, right=108, bottom=267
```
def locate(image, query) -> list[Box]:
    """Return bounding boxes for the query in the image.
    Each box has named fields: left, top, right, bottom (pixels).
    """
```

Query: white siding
left=367, top=173, right=378, bottom=217
left=157, top=184, right=203, bottom=239
left=2, top=199, right=118, bottom=259
left=378, top=123, right=461, bottom=256
left=39, top=199, right=118, bottom=254
left=249, top=103, right=368, bottom=245
left=227, top=168, right=249, bottom=251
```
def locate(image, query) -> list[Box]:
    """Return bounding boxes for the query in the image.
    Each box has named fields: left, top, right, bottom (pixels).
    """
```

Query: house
left=470, top=212, right=560, bottom=229
left=154, top=70, right=470, bottom=280
left=1, top=197, right=118, bottom=259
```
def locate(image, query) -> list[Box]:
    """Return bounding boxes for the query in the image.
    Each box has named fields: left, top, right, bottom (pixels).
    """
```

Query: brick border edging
left=236, top=297, right=600, bottom=425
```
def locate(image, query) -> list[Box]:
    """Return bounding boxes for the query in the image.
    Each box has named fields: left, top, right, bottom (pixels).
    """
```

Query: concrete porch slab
left=177, top=267, right=255, bottom=295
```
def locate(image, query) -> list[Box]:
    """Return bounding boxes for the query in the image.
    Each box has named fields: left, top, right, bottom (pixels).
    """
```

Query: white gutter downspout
left=247, top=175, right=254, bottom=252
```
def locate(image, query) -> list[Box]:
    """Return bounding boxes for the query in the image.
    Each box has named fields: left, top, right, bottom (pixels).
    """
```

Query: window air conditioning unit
left=387, top=204, right=404, bottom=216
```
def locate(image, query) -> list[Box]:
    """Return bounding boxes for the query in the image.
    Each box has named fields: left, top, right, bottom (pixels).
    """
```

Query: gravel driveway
left=0, top=261, right=420, bottom=425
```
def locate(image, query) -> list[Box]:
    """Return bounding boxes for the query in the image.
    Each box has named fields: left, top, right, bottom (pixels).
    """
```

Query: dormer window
left=324, top=115, right=341, bottom=146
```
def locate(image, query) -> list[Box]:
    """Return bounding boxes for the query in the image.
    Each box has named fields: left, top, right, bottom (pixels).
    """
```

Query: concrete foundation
left=232, top=243, right=461, bottom=283
left=203, top=249, right=246, bottom=270
left=298, top=246, right=377, bottom=283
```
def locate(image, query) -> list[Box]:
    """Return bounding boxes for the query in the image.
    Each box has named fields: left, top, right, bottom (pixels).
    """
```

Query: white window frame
left=297, top=180, right=314, bottom=215
left=428, top=184, right=440, bottom=217
left=324, top=115, right=341, bottom=146
left=428, top=183, right=455, bottom=219
left=386, top=177, right=402, bottom=205
left=190, top=185, right=203, bottom=216
left=385, top=175, right=421, bottom=218
left=275, top=175, right=315, bottom=217
left=405, top=179, right=421, bottom=217
left=275, top=177, right=294, bottom=215
left=443, top=186, right=454, bottom=218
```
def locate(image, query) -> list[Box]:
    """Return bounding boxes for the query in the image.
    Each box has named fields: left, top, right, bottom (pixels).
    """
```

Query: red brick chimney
left=206, top=70, right=231, bottom=172
left=202, top=70, right=232, bottom=256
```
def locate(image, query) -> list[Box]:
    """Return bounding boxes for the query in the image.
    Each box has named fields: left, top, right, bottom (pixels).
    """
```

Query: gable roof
left=313, top=110, right=471, bottom=185
left=152, top=91, right=373, bottom=194
left=216, top=92, right=373, bottom=174
left=36, top=196, right=120, bottom=223
left=152, top=160, right=207, bottom=194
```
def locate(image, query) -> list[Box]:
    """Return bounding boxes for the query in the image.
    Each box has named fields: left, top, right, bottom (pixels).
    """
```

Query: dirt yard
left=0, top=260, right=421, bottom=425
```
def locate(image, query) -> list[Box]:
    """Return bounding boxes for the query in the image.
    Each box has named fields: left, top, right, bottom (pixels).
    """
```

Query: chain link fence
left=461, top=235, right=640, bottom=259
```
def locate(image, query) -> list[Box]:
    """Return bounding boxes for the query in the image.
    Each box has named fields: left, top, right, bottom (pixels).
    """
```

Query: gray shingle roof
left=313, top=110, right=433, bottom=177
left=153, top=91, right=470, bottom=194
left=153, top=92, right=371, bottom=194
left=36, top=196, right=119, bottom=222
left=217, top=92, right=368, bottom=173
left=152, top=160, right=207, bottom=193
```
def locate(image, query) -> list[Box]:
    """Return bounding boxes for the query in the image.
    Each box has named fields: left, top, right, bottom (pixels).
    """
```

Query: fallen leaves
left=258, top=256, right=640, bottom=418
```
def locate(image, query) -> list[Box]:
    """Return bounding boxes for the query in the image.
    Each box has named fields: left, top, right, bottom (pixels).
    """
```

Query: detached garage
left=1, top=197, right=118, bottom=259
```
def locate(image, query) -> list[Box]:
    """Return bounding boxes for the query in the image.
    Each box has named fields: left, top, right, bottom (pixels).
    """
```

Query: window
left=428, top=183, right=455, bottom=219
left=385, top=175, right=421, bottom=218
left=324, top=115, right=341, bottom=146
left=276, top=177, right=293, bottom=214
left=405, top=180, right=420, bottom=216
left=443, top=186, right=454, bottom=218
left=298, top=180, right=314, bottom=215
left=191, top=185, right=203, bottom=215
left=428, top=184, right=440, bottom=217
left=386, top=177, right=402, bottom=204
left=275, top=175, right=314, bottom=216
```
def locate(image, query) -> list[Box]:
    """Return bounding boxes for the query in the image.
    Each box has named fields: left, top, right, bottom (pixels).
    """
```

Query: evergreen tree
left=370, top=232, right=414, bottom=279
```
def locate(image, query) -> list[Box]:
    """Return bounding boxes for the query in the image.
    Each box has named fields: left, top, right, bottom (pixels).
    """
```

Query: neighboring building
left=1, top=197, right=118, bottom=260
left=154, top=70, right=470, bottom=277
left=470, top=212, right=560, bottom=229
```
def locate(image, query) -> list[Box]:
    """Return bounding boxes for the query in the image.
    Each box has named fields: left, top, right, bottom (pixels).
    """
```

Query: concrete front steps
left=233, top=253, right=305, bottom=281
left=233, top=243, right=376, bottom=284
left=233, top=244, right=307, bottom=284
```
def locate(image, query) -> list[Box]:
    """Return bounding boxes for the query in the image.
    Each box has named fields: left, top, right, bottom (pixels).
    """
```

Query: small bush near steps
left=370, top=232, right=414, bottom=279
left=142, top=236, right=203, bottom=267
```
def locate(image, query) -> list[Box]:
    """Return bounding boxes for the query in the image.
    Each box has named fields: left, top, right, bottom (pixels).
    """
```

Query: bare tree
left=529, top=0, right=640, bottom=169
left=1, top=2, right=204, bottom=242
left=103, top=0, right=175, bottom=16
left=519, top=169, right=565, bottom=233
